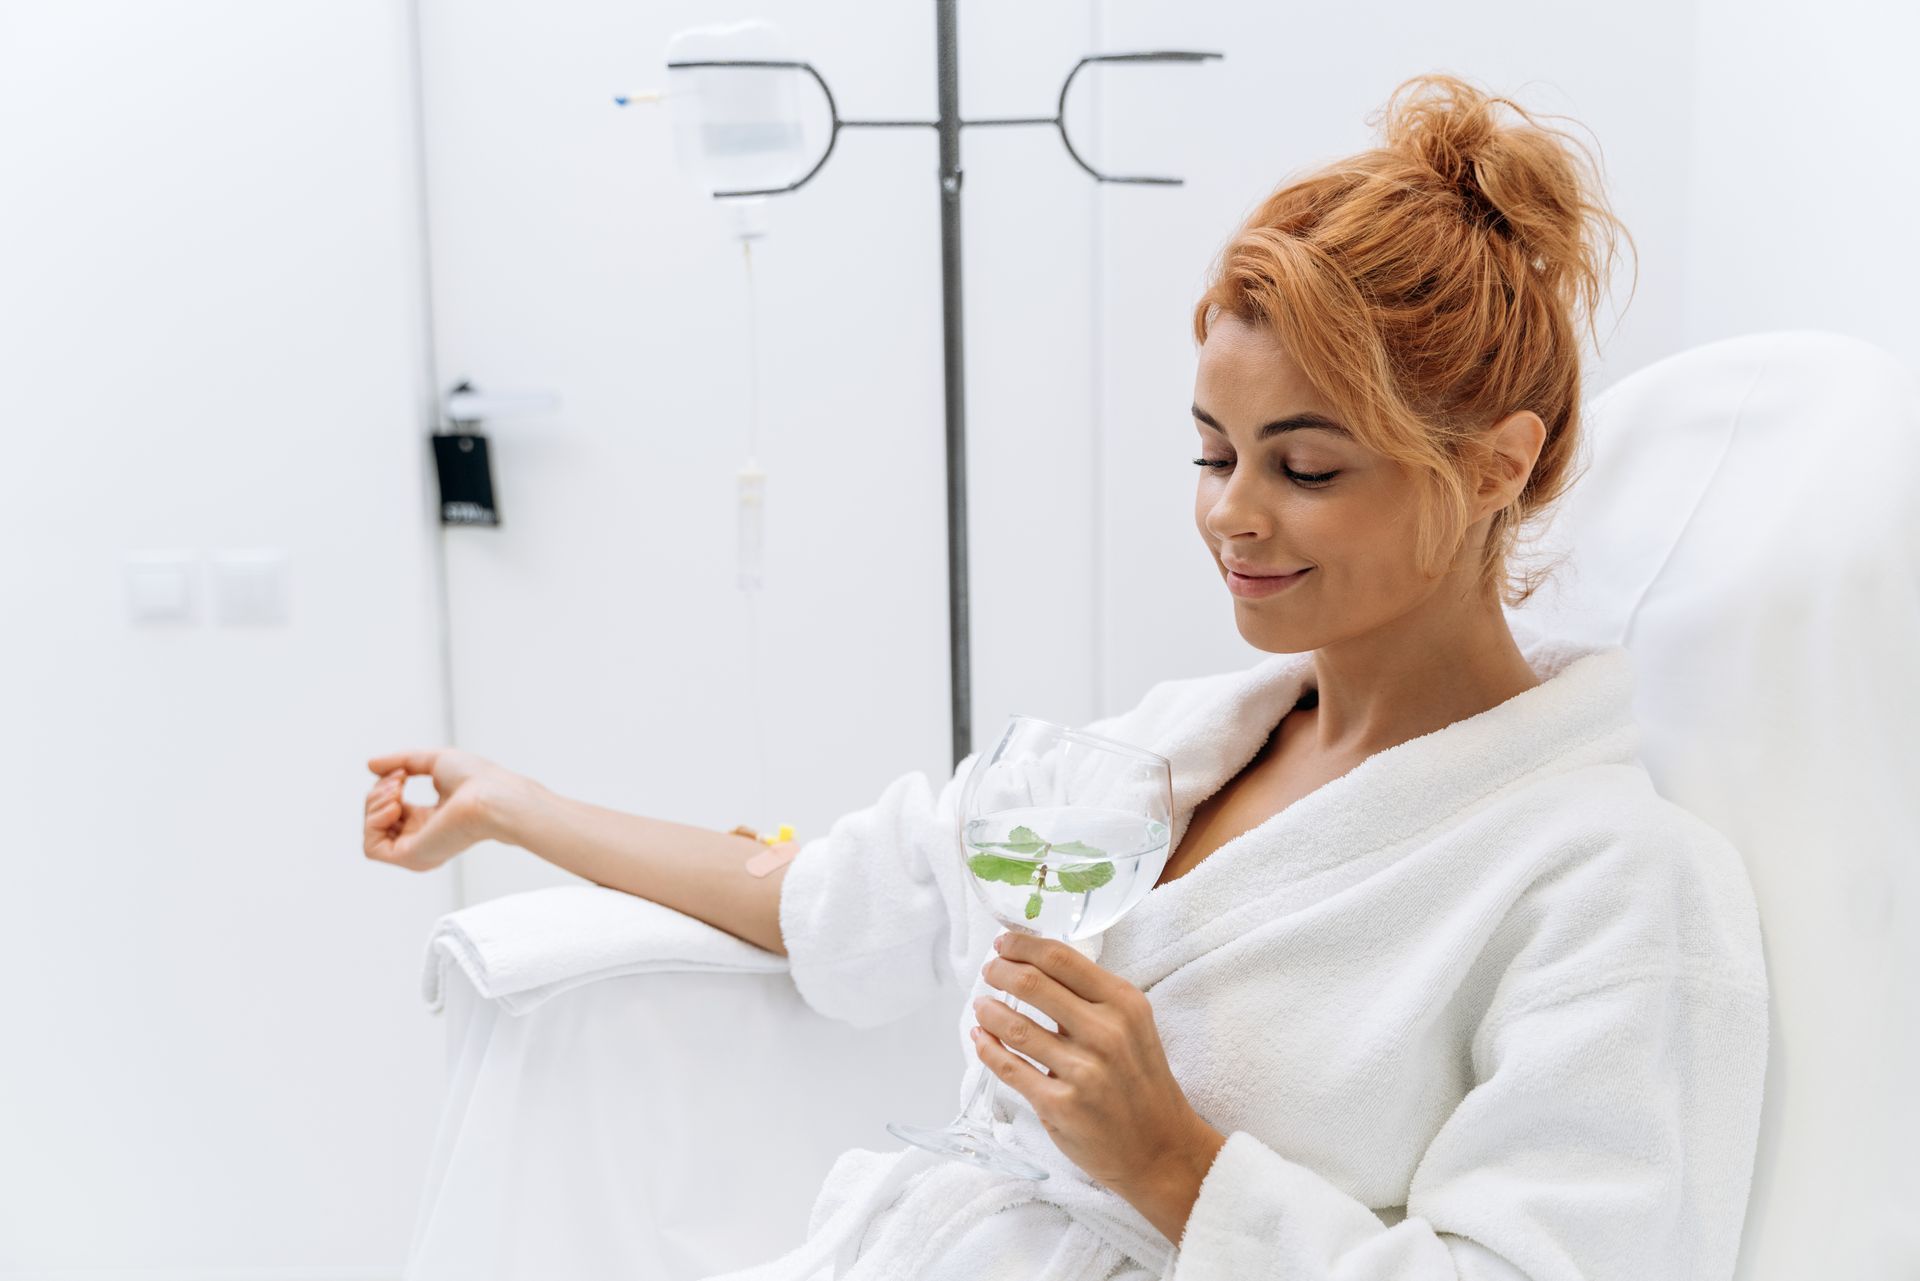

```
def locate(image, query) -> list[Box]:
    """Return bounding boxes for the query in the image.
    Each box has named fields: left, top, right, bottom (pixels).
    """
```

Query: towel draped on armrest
left=421, top=883, right=787, bottom=1016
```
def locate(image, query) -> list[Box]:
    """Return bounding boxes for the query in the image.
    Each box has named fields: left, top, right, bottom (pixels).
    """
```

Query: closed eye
left=1191, top=458, right=1339, bottom=488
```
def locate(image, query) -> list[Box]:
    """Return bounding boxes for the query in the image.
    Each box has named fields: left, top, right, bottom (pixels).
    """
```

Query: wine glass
left=885, top=714, right=1174, bottom=1181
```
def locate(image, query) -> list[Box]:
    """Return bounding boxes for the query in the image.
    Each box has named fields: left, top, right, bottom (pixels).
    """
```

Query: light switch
left=210, top=548, right=291, bottom=626
left=125, top=551, right=198, bottom=624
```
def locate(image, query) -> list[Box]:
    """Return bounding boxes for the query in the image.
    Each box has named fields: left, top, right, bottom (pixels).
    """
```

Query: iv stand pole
left=933, top=0, right=972, bottom=768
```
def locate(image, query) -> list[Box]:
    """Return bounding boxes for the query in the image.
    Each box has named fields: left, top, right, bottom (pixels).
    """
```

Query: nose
left=1201, top=466, right=1272, bottom=543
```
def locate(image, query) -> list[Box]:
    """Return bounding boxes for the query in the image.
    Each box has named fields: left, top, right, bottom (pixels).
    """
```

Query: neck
left=1298, top=582, right=1540, bottom=759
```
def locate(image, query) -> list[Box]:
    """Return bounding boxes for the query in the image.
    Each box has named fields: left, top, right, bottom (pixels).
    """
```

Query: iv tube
left=736, top=200, right=770, bottom=819
left=738, top=232, right=765, bottom=591
left=734, top=193, right=769, bottom=595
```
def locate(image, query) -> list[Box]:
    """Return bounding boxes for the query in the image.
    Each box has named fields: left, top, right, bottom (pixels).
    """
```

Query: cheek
left=1326, top=498, right=1430, bottom=594
left=1288, top=504, right=1408, bottom=601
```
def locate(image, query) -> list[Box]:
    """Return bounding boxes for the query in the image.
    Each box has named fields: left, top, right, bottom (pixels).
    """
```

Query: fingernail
left=993, top=934, right=1007, bottom=953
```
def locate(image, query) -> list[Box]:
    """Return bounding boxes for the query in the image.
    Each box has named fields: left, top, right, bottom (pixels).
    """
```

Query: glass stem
left=956, top=988, right=1022, bottom=1130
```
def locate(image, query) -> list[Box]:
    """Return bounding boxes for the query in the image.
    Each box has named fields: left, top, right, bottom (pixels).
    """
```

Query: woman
left=364, top=75, right=1769, bottom=1281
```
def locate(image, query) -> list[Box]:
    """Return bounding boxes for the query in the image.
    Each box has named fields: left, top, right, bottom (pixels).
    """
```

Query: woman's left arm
left=973, top=931, right=1228, bottom=1241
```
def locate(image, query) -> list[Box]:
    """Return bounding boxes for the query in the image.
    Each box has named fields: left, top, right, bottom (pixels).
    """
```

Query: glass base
left=885, top=1118, right=1051, bottom=1181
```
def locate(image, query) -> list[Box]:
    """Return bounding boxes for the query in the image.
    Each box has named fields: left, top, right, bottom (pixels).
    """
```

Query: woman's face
left=1191, top=313, right=1460, bottom=654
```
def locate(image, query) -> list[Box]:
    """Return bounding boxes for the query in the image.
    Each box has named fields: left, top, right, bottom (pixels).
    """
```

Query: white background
left=2, top=0, right=1914, bottom=1275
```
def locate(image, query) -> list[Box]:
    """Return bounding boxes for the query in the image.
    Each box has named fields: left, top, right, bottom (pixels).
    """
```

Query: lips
left=1222, top=561, right=1308, bottom=578
left=1223, top=562, right=1312, bottom=599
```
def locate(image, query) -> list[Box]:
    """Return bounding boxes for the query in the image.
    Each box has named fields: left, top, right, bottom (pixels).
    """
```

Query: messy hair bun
left=1377, top=75, right=1619, bottom=334
left=1193, top=73, right=1635, bottom=607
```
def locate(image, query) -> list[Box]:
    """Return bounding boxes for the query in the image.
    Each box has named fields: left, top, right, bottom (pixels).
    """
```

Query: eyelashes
left=1191, top=457, right=1340, bottom=488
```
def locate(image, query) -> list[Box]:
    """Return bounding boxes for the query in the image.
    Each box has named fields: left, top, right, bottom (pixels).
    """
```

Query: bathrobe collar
left=1091, top=617, right=1640, bottom=990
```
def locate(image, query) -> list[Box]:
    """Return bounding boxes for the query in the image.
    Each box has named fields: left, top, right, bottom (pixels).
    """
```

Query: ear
left=1476, top=410, right=1547, bottom=519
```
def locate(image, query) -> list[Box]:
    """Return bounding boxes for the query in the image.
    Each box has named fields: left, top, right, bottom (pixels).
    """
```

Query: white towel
left=421, top=883, right=786, bottom=1015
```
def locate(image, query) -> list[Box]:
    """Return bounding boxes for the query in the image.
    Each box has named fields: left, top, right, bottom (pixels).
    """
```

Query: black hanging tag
left=432, top=432, right=500, bottom=526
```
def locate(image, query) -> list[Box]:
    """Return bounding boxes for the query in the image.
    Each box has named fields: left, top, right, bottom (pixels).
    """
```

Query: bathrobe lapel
left=1089, top=625, right=1641, bottom=994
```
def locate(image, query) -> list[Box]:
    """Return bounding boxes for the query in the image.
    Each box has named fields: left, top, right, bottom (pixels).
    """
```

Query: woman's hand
left=361, top=747, right=534, bottom=873
left=974, top=931, right=1228, bottom=1245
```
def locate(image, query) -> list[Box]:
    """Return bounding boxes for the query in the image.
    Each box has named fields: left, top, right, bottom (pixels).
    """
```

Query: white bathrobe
left=702, top=618, right=1771, bottom=1281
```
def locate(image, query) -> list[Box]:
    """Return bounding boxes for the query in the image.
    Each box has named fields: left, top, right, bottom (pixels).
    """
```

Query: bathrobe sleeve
left=775, top=751, right=983, bottom=1029
left=774, top=700, right=1161, bottom=1029
left=1169, top=823, right=1771, bottom=1281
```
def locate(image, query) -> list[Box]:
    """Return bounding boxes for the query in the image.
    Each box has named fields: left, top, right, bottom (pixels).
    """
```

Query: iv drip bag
left=665, top=20, right=821, bottom=200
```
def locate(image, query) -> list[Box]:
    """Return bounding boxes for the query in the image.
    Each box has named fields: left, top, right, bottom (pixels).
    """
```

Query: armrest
left=421, top=884, right=787, bottom=1015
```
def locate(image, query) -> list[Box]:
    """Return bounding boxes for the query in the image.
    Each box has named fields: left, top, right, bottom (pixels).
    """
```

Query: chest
left=1155, top=703, right=1355, bottom=890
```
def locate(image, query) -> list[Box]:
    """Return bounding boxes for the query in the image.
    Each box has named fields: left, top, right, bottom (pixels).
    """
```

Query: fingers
left=366, top=804, right=438, bottom=870
left=367, top=749, right=437, bottom=778
left=365, top=771, right=403, bottom=815
left=973, top=994, right=1082, bottom=1077
left=972, top=1025, right=1063, bottom=1109
left=991, top=931, right=1121, bottom=1004
left=980, top=951, right=1099, bottom=1037
left=363, top=771, right=407, bottom=862
left=363, top=794, right=399, bottom=861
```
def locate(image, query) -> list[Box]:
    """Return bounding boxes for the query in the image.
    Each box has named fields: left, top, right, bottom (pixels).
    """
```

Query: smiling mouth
left=1223, top=564, right=1312, bottom=598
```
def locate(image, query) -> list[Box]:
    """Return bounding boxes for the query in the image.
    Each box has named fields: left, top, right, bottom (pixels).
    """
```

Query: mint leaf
left=977, top=838, right=1046, bottom=854
left=1054, top=860, right=1115, bottom=893
left=976, top=824, right=1044, bottom=854
left=968, top=853, right=1040, bottom=886
left=989, top=824, right=1044, bottom=854
left=974, top=826, right=1117, bottom=902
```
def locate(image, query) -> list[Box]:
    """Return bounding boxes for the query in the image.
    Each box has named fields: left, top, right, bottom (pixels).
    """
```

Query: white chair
left=402, top=891, right=963, bottom=1280
left=1510, top=330, right=1920, bottom=1279
left=401, top=331, right=1920, bottom=1281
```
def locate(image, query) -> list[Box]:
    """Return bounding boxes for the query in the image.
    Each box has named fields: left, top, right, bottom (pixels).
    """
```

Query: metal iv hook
left=618, top=49, right=1224, bottom=199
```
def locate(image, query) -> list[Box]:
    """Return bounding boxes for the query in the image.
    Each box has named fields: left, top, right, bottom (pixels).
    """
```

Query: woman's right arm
left=362, top=748, right=788, bottom=956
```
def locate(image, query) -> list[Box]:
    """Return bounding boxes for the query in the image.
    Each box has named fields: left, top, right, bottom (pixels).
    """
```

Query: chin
left=1232, top=606, right=1314, bottom=656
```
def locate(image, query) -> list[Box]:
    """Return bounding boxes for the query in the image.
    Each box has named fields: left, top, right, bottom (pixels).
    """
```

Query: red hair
left=1192, top=73, right=1635, bottom=605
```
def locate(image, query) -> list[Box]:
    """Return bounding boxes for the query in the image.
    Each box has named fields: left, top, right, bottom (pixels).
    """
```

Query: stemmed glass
left=885, top=714, right=1174, bottom=1181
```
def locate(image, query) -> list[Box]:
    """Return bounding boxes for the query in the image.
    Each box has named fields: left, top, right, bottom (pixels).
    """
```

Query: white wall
left=0, top=1, right=452, bottom=1275
left=1683, top=0, right=1920, bottom=369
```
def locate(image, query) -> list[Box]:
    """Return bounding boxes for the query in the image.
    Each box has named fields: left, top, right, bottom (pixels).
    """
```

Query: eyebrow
left=1191, top=405, right=1353, bottom=440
